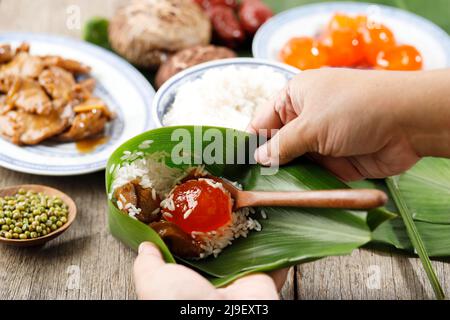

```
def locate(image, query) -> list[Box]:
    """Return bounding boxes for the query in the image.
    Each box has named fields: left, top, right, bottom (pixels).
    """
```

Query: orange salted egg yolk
left=376, top=44, right=423, bottom=71
left=327, top=13, right=367, bottom=32
left=279, top=37, right=329, bottom=70
left=361, top=23, right=396, bottom=65
left=320, top=28, right=365, bottom=67
left=162, top=179, right=233, bottom=234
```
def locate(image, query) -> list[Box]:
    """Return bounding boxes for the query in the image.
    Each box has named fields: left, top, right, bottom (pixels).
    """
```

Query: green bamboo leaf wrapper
left=372, top=158, right=450, bottom=257
left=395, top=158, right=450, bottom=224
left=373, top=218, right=450, bottom=257
left=106, top=126, right=372, bottom=285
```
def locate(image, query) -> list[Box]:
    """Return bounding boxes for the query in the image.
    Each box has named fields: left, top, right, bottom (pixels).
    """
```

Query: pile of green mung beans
left=0, top=189, right=69, bottom=240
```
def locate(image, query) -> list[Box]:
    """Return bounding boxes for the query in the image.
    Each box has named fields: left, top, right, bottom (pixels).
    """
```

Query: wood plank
left=280, top=267, right=296, bottom=300
left=296, top=248, right=450, bottom=299
left=0, top=0, right=126, bottom=37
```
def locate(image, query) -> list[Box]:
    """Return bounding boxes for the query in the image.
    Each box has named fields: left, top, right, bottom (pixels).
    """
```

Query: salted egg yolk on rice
left=162, top=179, right=233, bottom=234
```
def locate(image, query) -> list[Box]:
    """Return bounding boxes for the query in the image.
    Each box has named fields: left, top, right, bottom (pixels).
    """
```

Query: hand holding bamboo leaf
left=134, top=242, right=281, bottom=300
left=249, top=68, right=450, bottom=181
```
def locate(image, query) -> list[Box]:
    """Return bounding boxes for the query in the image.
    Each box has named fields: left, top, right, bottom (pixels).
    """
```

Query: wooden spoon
left=211, top=178, right=388, bottom=210
left=0, top=185, right=77, bottom=247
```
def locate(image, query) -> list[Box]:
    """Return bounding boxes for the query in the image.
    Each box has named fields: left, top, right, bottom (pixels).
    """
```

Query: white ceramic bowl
left=152, top=58, right=300, bottom=128
left=253, top=2, right=450, bottom=70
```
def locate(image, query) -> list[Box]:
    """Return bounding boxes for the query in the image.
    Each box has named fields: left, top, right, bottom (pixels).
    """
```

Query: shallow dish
left=253, top=2, right=450, bottom=69
left=151, top=58, right=299, bottom=128
left=0, top=33, right=155, bottom=176
left=0, top=184, right=76, bottom=247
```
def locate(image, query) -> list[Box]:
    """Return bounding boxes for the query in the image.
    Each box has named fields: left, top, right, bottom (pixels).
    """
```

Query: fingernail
left=138, top=242, right=154, bottom=254
left=254, top=146, right=271, bottom=166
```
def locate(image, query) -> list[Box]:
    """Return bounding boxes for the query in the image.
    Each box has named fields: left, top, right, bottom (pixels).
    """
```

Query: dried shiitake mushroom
left=108, top=0, right=212, bottom=69
left=155, top=45, right=236, bottom=88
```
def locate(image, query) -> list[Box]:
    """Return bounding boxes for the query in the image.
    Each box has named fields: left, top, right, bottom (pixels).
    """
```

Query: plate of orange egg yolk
left=253, top=2, right=450, bottom=71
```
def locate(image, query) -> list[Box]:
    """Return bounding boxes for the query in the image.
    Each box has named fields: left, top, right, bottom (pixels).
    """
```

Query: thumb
left=133, top=242, right=165, bottom=299
left=254, top=119, right=314, bottom=166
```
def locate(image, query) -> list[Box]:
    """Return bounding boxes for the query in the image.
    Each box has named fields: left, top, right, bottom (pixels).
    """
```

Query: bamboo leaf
left=373, top=218, right=450, bottom=257
left=386, top=176, right=445, bottom=300
left=348, top=179, right=398, bottom=229
left=395, top=158, right=450, bottom=224
left=182, top=204, right=370, bottom=278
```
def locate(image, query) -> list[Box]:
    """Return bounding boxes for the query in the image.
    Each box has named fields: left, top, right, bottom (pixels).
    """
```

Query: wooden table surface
left=1, top=0, right=449, bottom=300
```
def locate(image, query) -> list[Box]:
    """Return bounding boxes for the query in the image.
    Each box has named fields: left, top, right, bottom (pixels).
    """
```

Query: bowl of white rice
left=152, top=58, right=299, bottom=130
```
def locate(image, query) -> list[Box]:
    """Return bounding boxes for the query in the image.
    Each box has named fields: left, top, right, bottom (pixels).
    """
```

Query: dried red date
left=209, top=5, right=245, bottom=48
left=238, top=0, right=273, bottom=35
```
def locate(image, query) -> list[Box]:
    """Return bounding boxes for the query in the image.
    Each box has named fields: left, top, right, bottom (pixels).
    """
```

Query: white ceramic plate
left=253, top=2, right=450, bottom=69
left=0, top=33, right=155, bottom=176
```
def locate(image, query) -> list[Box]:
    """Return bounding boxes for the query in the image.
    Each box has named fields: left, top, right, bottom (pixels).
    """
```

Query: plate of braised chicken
left=0, top=33, right=155, bottom=176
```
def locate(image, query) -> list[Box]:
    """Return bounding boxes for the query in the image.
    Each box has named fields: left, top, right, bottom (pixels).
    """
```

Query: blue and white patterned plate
left=0, top=33, right=155, bottom=176
left=253, top=2, right=450, bottom=69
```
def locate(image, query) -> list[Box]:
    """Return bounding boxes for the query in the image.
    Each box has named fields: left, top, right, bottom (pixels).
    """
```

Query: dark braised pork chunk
left=114, top=180, right=162, bottom=224
left=134, top=183, right=162, bottom=223
left=149, top=221, right=203, bottom=258
left=114, top=182, right=138, bottom=209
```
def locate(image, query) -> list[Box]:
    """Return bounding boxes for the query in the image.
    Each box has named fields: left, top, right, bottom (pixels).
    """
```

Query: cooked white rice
left=111, top=153, right=262, bottom=259
left=163, top=66, right=288, bottom=130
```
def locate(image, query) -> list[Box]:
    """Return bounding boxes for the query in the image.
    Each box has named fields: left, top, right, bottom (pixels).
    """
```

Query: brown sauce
left=75, top=135, right=109, bottom=154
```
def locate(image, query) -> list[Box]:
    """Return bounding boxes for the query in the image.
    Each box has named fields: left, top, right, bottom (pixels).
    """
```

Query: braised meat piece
left=0, top=95, right=12, bottom=115
left=57, top=110, right=107, bottom=141
left=134, top=183, right=162, bottom=223
left=38, top=66, right=76, bottom=100
left=0, top=52, right=44, bottom=79
left=41, top=55, right=91, bottom=74
left=0, top=43, right=113, bottom=146
left=57, top=96, right=115, bottom=141
left=114, top=180, right=161, bottom=223
left=0, top=109, right=68, bottom=145
left=69, top=83, right=92, bottom=102
left=0, top=74, right=14, bottom=93
left=149, top=221, right=203, bottom=258
left=7, top=77, right=53, bottom=115
left=15, top=43, right=30, bottom=54
left=0, top=44, right=13, bottom=64
left=77, top=78, right=96, bottom=93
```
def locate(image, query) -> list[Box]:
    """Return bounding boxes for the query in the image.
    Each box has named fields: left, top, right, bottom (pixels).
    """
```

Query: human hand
left=249, top=68, right=450, bottom=180
left=133, top=242, right=286, bottom=300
